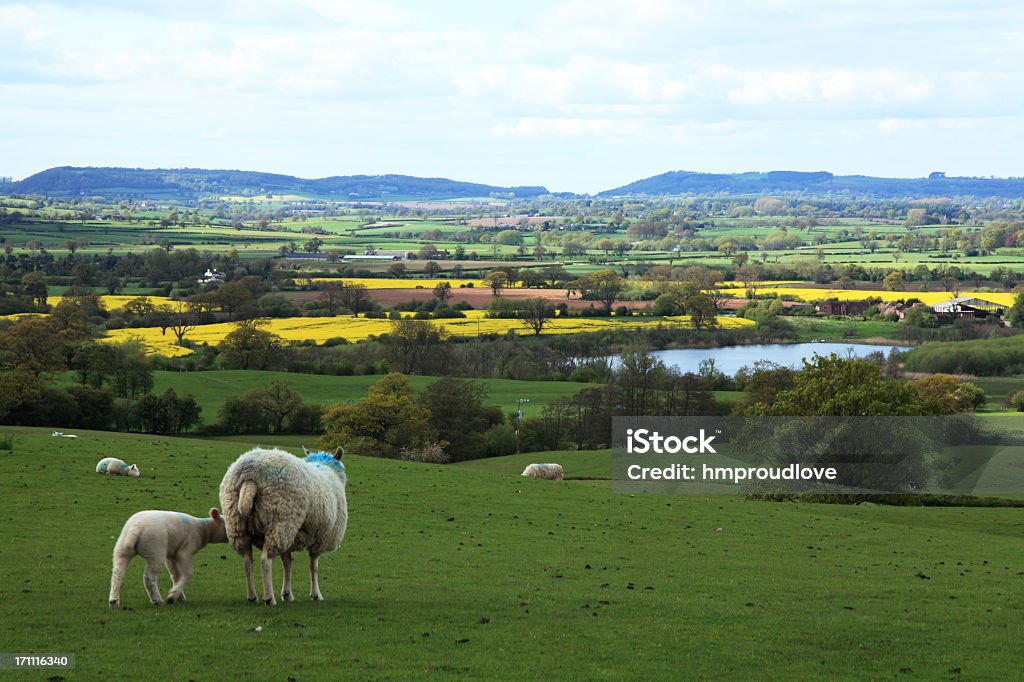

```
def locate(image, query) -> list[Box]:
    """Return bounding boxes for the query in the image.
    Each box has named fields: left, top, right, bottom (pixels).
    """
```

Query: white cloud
left=729, top=68, right=935, bottom=106
left=492, top=117, right=645, bottom=140
left=2, top=0, right=1024, bottom=190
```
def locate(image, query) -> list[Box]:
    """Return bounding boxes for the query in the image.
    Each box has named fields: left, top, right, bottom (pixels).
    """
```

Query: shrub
left=322, top=337, right=349, bottom=347
left=399, top=442, right=451, bottom=464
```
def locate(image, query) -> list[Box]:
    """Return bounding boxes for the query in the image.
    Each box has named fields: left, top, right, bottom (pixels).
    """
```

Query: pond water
left=645, top=343, right=909, bottom=377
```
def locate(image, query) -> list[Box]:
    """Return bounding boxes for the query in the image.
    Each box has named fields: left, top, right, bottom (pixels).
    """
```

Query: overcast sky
left=2, top=0, right=1023, bottom=193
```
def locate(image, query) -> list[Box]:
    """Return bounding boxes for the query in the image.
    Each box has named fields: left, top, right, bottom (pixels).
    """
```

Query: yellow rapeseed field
left=718, top=287, right=1017, bottom=306
left=1, top=296, right=174, bottom=321
left=103, top=310, right=755, bottom=357
left=56, top=295, right=174, bottom=310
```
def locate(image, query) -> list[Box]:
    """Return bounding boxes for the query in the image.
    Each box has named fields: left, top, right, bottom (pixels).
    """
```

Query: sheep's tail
left=236, top=480, right=259, bottom=517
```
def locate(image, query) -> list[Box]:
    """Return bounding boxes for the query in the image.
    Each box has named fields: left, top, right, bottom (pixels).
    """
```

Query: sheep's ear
left=334, top=446, right=344, bottom=460
left=210, top=508, right=220, bottom=520
left=302, top=446, right=310, bottom=455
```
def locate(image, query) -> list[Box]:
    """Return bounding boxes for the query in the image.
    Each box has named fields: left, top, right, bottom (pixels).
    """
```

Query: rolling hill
left=10, top=165, right=1024, bottom=201
left=7, top=166, right=550, bottom=201
left=598, top=169, right=1024, bottom=198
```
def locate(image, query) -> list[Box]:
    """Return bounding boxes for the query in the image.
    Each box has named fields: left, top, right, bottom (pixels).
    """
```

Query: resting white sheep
left=219, top=446, right=348, bottom=606
left=521, top=463, right=564, bottom=480
left=108, top=508, right=227, bottom=607
left=96, top=457, right=140, bottom=477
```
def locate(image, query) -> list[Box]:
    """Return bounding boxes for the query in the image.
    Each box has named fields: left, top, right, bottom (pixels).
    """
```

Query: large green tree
left=748, top=354, right=923, bottom=416
left=319, top=373, right=436, bottom=458
left=519, top=297, right=555, bottom=335
left=245, top=379, right=304, bottom=433
left=218, top=320, right=284, bottom=370
left=0, top=316, right=64, bottom=375
left=573, top=269, right=625, bottom=314
left=417, top=377, right=503, bottom=460
left=20, top=271, right=48, bottom=310
left=685, top=293, right=717, bottom=329
left=382, top=319, right=448, bottom=374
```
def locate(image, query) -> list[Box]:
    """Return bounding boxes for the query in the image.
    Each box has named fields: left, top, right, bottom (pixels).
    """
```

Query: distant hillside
left=11, top=166, right=1024, bottom=201
left=599, top=170, right=1024, bottom=199
left=8, top=167, right=550, bottom=201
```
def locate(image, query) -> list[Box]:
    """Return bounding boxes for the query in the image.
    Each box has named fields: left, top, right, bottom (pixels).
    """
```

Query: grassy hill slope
left=10, top=167, right=550, bottom=201
left=151, top=370, right=593, bottom=419
left=1, top=427, right=1023, bottom=679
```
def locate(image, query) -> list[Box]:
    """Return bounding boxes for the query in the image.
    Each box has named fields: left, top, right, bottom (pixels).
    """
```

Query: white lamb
left=521, top=463, right=564, bottom=480
left=219, top=446, right=348, bottom=606
left=108, top=508, right=227, bottom=607
left=96, top=457, right=140, bottom=477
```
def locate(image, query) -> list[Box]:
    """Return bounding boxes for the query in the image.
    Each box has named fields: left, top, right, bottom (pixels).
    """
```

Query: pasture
left=149, top=370, right=595, bottom=419
left=1, top=428, right=1023, bottom=679
left=8, top=206, right=1024, bottom=279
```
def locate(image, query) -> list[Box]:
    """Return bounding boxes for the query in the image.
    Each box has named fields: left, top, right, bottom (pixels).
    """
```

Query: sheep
left=219, top=446, right=348, bottom=606
left=96, top=457, right=140, bottom=477
left=108, top=508, right=227, bottom=607
left=521, top=463, right=564, bottom=480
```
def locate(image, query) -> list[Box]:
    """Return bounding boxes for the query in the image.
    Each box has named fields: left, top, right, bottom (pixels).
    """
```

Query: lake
left=646, top=343, right=909, bottom=377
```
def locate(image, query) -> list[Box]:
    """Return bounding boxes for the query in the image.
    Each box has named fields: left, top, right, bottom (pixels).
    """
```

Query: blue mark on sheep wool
left=304, top=451, right=347, bottom=481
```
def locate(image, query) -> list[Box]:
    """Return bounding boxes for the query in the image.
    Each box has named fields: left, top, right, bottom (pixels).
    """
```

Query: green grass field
left=2, top=427, right=1023, bottom=679
left=8, top=207, right=1024, bottom=277
left=785, top=317, right=909, bottom=342
left=151, top=370, right=594, bottom=419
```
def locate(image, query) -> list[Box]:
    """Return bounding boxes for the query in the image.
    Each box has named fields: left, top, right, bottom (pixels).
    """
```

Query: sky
left=2, top=0, right=1023, bottom=193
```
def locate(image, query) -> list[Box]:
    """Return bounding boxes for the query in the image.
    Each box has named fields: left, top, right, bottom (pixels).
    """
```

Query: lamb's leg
left=167, top=557, right=193, bottom=604
left=143, top=556, right=164, bottom=605
left=243, top=545, right=258, bottom=603
left=280, top=552, right=294, bottom=602
left=309, top=552, right=324, bottom=601
left=260, top=549, right=278, bottom=606
left=166, top=559, right=181, bottom=598
left=109, top=552, right=131, bottom=607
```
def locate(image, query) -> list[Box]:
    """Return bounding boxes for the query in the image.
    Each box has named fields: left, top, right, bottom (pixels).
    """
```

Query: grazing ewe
left=108, top=508, right=227, bottom=607
left=219, top=446, right=348, bottom=606
left=96, top=457, right=140, bottom=477
left=521, top=463, right=564, bottom=480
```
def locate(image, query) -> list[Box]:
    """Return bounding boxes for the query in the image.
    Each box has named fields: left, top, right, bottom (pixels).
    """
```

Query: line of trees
left=0, top=314, right=201, bottom=433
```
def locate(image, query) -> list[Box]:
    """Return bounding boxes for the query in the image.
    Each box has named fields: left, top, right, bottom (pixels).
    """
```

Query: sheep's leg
left=260, top=549, right=278, bottom=606
left=165, top=559, right=181, bottom=598
left=167, top=557, right=193, bottom=604
left=280, top=552, right=294, bottom=602
left=309, top=552, right=324, bottom=601
left=109, top=553, right=131, bottom=607
left=143, top=556, right=164, bottom=605
left=243, top=545, right=258, bottom=603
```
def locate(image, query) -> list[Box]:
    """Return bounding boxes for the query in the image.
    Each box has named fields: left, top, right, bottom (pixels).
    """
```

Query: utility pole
left=515, top=398, right=530, bottom=454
